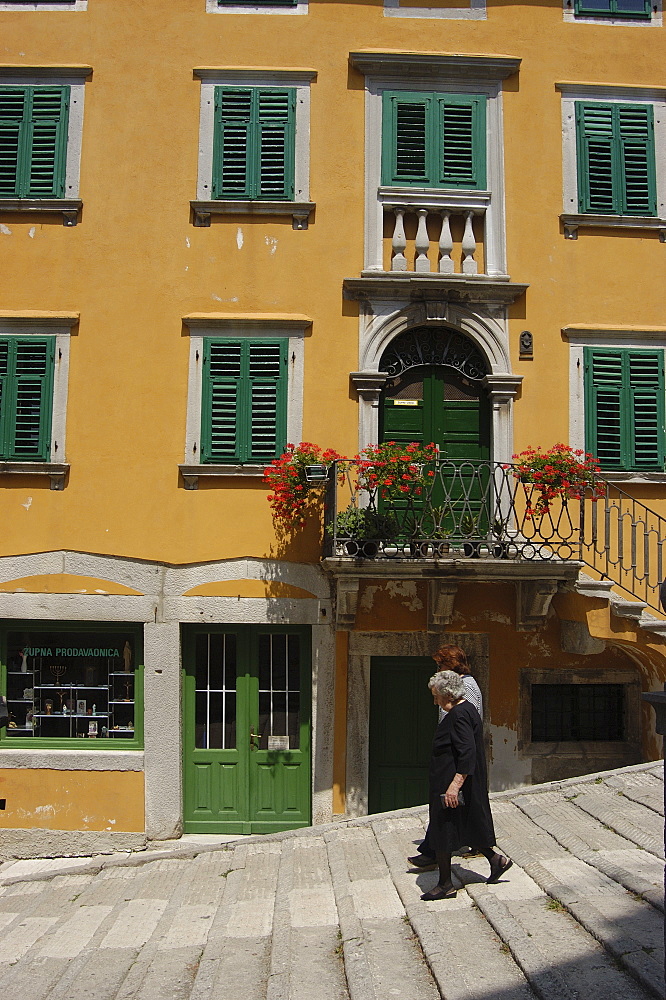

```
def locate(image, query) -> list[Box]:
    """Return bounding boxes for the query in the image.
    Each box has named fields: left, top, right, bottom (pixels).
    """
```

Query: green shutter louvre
left=0, top=86, right=68, bottom=199
left=213, top=87, right=295, bottom=201
left=202, top=339, right=286, bottom=463
left=0, top=337, right=54, bottom=461
left=383, top=91, right=486, bottom=189
left=577, top=101, right=656, bottom=217
left=585, top=348, right=664, bottom=471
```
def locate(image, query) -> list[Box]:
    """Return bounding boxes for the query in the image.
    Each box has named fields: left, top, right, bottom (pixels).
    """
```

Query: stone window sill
left=599, top=470, right=666, bottom=484
left=191, top=200, right=315, bottom=229
left=561, top=213, right=666, bottom=241
left=0, top=199, right=82, bottom=226
left=179, top=464, right=265, bottom=489
left=0, top=462, right=68, bottom=490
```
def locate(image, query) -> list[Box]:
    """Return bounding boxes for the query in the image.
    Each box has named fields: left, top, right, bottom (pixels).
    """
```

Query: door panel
left=183, top=626, right=311, bottom=834
left=368, top=657, right=438, bottom=814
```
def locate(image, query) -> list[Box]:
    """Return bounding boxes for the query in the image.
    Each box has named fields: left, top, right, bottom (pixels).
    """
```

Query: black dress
left=428, top=699, right=496, bottom=854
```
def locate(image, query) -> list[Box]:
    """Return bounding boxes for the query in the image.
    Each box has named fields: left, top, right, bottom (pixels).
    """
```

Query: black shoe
left=408, top=854, right=437, bottom=871
left=421, top=883, right=457, bottom=901
left=487, top=855, right=513, bottom=884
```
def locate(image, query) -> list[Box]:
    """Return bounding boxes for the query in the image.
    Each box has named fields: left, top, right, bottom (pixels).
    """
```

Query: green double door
left=182, top=626, right=311, bottom=834
left=381, top=366, right=491, bottom=529
left=368, top=657, right=439, bottom=814
left=382, top=366, right=490, bottom=464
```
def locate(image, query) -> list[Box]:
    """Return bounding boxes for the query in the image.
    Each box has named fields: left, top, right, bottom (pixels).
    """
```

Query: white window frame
left=565, top=325, right=666, bottom=483
left=558, top=83, right=666, bottom=237
left=194, top=70, right=313, bottom=204
left=358, top=58, right=514, bottom=277
left=0, top=0, right=87, bottom=10
left=383, top=0, right=485, bottom=19
left=206, top=0, right=307, bottom=14
left=562, top=0, right=661, bottom=27
left=0, top=68, right=89, bottom=225
left=0, top=315, right=75, bottom=488
left=180, top=317, right=309, bottom=485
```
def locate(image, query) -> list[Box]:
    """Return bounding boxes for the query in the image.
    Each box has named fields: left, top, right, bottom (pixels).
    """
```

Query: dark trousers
left=420, top=823, right=434, bottom=858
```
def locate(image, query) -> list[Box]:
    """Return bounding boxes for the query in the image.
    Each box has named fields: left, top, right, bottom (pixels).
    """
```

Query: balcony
left=381, top=191, right=489, bottom=277
left=321, top=460, right=584, bottom=629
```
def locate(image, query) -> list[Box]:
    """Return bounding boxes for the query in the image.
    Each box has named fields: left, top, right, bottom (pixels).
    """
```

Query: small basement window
left=531, top=683, right=625, bottom=742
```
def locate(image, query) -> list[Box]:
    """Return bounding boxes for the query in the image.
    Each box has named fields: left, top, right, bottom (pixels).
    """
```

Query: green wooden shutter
left=0, top=86, right=68, bottom=198
left=628, top=351, right=664, bottom=468
left=27, top=87, right=69, bottom=197
left=0, top=89, right=25, bottom=197
left=382, top=93, right=430, bottom=185
left=618, top=105, right=656, bottom=216
left=437, top=95, right=486, bottom=189
left=247, top=341, right=286, bottom=460
left=577, top=102, right=655, bottom=216
left=0, top=337, right=54, bottom=461
left=213, top=89, right=253, bottom=199
left=202, top=339, right=286, bottom=463
left=202, top=341, right=242, bottom=462
left=256, top=90, right=295, bottom=200
left=382, top=91, right=485, bottom=189
left=585, top=348, right=664, bottom=471
left=213, top=87, right=295, bottom=201
left=577, top=103, right=616, bottom=213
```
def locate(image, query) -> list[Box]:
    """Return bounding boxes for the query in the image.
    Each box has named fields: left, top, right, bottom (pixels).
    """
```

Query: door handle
left=249, top=729, right=261, bottom=751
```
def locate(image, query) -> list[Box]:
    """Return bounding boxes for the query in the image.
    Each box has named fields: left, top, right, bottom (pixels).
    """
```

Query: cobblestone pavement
left=0, top=762, right=662, bottom=999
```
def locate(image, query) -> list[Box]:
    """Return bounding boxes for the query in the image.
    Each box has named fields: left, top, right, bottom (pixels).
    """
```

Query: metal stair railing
left=580, top=478, right=666, bottom=615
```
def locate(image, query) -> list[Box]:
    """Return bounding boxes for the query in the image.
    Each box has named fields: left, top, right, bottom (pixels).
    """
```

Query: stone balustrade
left=378, top=190, right=491, bottom=276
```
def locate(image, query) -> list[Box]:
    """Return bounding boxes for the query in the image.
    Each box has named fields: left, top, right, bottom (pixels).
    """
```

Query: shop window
left=3, top=627, right=143, bottom=745
left=584, top=347, right=665, bottom=471
left=201, top=338, right=287, bottom=464
left=531, top=683, right=625, bottom=741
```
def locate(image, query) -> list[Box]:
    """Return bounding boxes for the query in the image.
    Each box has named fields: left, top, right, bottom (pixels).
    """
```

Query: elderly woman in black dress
left=421, top=669, right=512, bottom=901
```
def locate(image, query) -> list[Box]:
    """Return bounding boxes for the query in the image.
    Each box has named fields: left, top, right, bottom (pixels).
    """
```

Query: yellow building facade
left=0, top=0, right=663, bottom=852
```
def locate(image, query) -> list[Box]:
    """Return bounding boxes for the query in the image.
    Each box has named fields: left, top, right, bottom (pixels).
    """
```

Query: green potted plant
left=329, top=505, right=399, bottom=558
left=460, top=513, right=482, bottom=558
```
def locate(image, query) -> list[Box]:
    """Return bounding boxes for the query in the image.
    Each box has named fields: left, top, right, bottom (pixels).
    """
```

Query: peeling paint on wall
left=384, top=580, right=423, bottom=611
left=359, top=585, right=379, bottom=612
left=489, top=724, right=531, bottom=791
left=236, top=227, right=244, bottom=250
left=28, top=227, right=35, bottom=239
left=0, top=225, right=11, bottom=236
left=21, top=497, right=32, bottom=512
left=265, top=236, right=278, bottom=255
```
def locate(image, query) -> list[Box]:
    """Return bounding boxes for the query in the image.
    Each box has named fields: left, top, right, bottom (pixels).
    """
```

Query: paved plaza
left=0, top=762, right=661, bottom=999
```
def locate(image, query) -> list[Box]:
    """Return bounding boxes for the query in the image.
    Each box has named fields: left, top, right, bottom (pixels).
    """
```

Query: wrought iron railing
left=323, top=460, right=584, bottom=563
left=322, top=460, right=666, bottom=616
left=581, top=480, right=666, bottom=614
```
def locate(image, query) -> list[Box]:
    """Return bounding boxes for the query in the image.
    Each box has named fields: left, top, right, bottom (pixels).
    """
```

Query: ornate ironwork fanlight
left=379, top=327, right=489, bottom=382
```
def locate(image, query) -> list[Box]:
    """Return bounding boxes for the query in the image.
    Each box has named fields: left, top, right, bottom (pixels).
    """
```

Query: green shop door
left=368, top=657, right=439, bottom=814
left=182, top=626, right=311, bottom=834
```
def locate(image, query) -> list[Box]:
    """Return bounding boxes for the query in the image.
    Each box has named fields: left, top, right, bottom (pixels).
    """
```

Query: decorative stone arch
left=350, top=301, right=522, bottom=462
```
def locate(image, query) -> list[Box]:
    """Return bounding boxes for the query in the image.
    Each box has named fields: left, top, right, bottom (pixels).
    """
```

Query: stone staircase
left=0, top=762, right=661, bottom=1000
left=574, top=571, right=666, bottom=640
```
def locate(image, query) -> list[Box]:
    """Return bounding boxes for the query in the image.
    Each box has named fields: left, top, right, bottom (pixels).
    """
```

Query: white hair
left=428, top=670, right=465, bottom=702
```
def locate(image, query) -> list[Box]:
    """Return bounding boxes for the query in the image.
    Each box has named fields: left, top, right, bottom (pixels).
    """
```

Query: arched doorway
left=378, top=327, right=491, bottom=461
